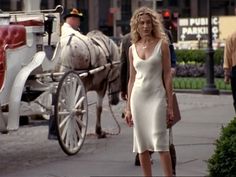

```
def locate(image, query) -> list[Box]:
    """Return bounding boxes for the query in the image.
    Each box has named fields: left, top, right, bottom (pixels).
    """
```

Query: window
left=0, top=0, right=11, bottom=11
left=184, top=0, right=190, bottom=6
left=40, top=0, right=48, bottom=9
left=169, top=0, right=178, bottom=6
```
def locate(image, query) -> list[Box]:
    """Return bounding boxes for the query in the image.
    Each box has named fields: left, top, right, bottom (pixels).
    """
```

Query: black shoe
left=121, top=112, right=125, bottom=119
left=19, top=116, right=29, bottom=126
left=48, top=114, right=57, bottom=140
left=48, top=133, right=57, bottom=140
left=134, top=153, right=140, bottom=166
left=134, top=151, right=154, bottom=166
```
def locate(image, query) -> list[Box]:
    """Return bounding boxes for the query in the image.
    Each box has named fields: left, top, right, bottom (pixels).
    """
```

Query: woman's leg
left=139, top=150, right=152, bottom=177
left=159, top=151, right=173, bottom=176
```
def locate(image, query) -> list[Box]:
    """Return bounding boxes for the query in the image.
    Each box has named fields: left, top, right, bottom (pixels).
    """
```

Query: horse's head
left=107, top=64, right=120, bottom=105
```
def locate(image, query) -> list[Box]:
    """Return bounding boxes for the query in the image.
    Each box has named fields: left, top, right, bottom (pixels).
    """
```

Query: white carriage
left=0, top=5, right=119, bottom=155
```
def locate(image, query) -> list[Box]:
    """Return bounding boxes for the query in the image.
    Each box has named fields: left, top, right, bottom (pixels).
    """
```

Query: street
left=0, top=92, right=235, bottom=177
left=0, top=91, right=124, bottom=177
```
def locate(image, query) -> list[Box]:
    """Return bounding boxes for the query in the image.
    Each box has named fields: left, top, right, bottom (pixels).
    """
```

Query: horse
left=59, top=30, right=120, bottom=138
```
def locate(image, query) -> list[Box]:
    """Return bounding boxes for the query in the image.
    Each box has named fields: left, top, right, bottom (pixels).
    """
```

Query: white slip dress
left=130, top=40, right=169, bottom=153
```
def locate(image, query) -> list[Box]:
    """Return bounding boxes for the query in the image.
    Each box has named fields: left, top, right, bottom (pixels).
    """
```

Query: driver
left=48, top=8, right=84, bottom=140
left=61, top=8, right=84, bottom=36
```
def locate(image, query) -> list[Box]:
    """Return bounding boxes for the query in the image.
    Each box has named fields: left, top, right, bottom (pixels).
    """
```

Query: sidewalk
left=168, top=93, right=235, bottom=176
left=1, top=93, right=235, bottom=177
left=83, top=93, right=235, bottom=177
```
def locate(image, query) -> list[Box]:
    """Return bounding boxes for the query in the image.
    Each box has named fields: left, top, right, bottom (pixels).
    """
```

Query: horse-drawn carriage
left=0, top=5, right=120, bottom=155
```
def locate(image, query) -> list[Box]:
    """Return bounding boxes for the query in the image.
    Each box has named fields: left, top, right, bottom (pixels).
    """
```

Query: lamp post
left=23, top=0, right=40, bottom=11
left=202, top=0, right=219, bottom=94
left=112, top=0, right=118, bottom=37
left=152, top=0, right=157, bottom=11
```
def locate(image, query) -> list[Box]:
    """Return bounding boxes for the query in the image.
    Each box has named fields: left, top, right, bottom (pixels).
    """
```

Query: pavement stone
left=0, top=92, right=235, bottom=177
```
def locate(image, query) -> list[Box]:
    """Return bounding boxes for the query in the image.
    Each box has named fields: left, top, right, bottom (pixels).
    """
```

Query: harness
left=89, top=34, right=120, bottom=96
left=65, top=33, right=93, bottom=70
left=61, top=32, right=119, bottom=95
left=90, top=35, right=112, bottom=64
left=61, top=31, right=121, bottom=136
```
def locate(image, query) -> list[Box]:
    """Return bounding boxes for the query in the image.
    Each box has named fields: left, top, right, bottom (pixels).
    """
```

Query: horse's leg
left=95, top=89, right=107, bottom=139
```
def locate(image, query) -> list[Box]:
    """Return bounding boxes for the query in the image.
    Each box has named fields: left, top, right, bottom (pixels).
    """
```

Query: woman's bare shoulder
left=129, top=44, right=134, bottom=51
left=161, top=38, right=168, bottom=46
left=161, top=39, right=169, bottom=50
left=128, top=45, right=134, bottom=57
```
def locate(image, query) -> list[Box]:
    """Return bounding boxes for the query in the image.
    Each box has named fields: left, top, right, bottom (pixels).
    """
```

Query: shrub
left=175, top=49, right=224, bottom=78
left=175, top=49, right=224, bottom=65
left=207, top=117, right=236, bottom=177
left=175, top=64, right=224, bottom=78
left=176, top=49, right=205, bottom=64
left=214, top=49, right=224, bottom=65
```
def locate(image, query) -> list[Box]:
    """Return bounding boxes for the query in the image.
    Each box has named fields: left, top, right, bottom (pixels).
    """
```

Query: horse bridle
left=107, top=70, right=120, bottom=96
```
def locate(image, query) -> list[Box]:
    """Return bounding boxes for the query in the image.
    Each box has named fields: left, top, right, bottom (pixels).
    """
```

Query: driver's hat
left=63, top=8, right=83, bottom=20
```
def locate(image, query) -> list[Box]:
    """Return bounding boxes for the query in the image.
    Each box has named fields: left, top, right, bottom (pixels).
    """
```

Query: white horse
left=59, top=30, right=120, bottom=138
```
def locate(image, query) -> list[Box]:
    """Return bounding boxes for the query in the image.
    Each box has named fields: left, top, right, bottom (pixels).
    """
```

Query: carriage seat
left=11, top=20, right=44, bottom=27
left=0, top=25, right=26, bottom=90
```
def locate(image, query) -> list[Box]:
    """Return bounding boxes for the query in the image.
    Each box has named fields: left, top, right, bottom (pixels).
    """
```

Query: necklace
left=142, top=40, right=154, bottom=49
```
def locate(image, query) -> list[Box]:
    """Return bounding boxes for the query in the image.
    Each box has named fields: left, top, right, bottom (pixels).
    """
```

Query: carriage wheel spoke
left=59, top=99, right=69, bottom=110
left=65, top=122, right=71, bottom=148
left=58, top=111, right=70, bottom=116
left=75, top=96, right=85, bottom=109
left=80, top=110, right=86, bottom=114
left=55, top=71, right=88, bottom=155
left=74, top=117, right=83, bottom=139
left=61, top=119, right=69, bottom=141
left=69, top=123, right=73, bottom=149
left=63, top=81, right=74, bottom=108
left=76, top=109, right=86, bottom=116
left=69, top=121, right=76, bottom=149
left=72, top=119, right=79, bottom=147
left=69, top=78, right=77, bottom=106
left=74, top=85, right=81, bottom=106
left=75, top=115, right=86, bottom=128
left=61, top=88, right=72, bottom=109
left=59, top=115, right=70, bottom=128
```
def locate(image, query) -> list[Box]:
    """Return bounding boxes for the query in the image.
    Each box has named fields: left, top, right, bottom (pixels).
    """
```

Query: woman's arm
left=223, top=36, right=232, bottom=84
left=162, top=40, right=174, bottom=123
left=125, top=45, right=136, bottom=127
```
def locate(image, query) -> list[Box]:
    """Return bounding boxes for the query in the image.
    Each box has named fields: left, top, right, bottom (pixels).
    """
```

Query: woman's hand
left=224, top=75, right=230, bottom=84
left=167, top=106, right=174, bottom=128
left=125, top=110, right=133, bottom=127
left=224, top=70, right=230, bottom=84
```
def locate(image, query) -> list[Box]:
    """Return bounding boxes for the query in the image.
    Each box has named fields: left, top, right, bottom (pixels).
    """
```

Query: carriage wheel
left=55, top=71, right=88, bottom=155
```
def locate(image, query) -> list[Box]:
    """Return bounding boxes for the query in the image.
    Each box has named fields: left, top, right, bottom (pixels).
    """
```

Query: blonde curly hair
left=130, top=6, right=167, bottom=44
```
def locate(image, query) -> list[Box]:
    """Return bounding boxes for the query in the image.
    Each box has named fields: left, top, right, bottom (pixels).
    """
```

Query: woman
left=125, top=7, right=174, bottom=177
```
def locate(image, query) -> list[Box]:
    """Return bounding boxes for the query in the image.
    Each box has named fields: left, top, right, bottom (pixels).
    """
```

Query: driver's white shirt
left=60, top=22, right=90, bottom=46
left=61, top=23, right=81, bottom=37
